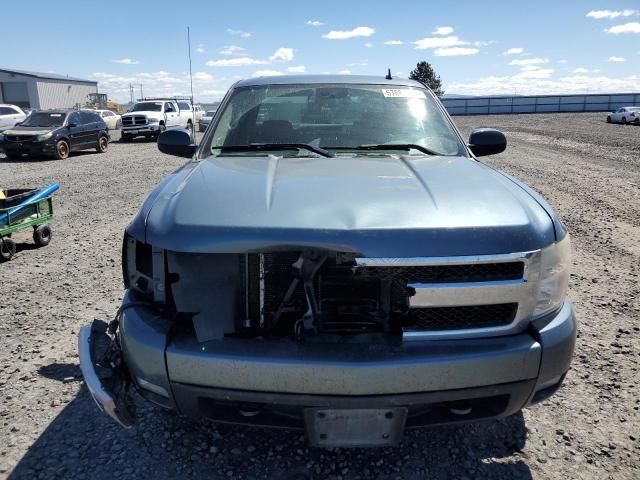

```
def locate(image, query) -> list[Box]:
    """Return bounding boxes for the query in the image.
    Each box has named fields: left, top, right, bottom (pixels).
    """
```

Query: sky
left=3, top=0, right=640, bottom=103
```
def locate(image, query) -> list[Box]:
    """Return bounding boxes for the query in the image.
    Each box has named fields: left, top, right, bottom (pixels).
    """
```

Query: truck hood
left=122, top=111, right=163, bottom=118
left=136, top=154, right=557, bottom=257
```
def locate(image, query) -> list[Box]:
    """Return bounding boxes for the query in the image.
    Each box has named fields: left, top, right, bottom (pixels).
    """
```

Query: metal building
left=0, top=68, right=97, bottom=110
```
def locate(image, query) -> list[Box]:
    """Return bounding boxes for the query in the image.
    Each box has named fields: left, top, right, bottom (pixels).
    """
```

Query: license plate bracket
left=304, top=407, right=407, bottom=448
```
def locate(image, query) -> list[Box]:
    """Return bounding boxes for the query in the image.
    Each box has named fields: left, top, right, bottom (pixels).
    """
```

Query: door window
left=164, top=102, right=175, bottom=112
left=67, top=112, right=81, bottom=125
left=80, top=112, right=96, bottom=124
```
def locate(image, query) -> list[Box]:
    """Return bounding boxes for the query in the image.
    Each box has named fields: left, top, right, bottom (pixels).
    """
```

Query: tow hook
left=78, top=319, right=136, bottom=427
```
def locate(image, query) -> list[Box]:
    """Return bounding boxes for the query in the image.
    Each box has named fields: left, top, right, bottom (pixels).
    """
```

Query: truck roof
left=234, top=74, right=425, bottom=89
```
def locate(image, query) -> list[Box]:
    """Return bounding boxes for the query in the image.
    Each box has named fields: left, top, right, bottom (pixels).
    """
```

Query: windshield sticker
left=381, top=88, right=426, bottom=99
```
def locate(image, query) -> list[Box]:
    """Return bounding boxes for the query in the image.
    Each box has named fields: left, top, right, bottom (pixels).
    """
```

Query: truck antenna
left=385, top=68, right=392, bottom=80
left=187, top=26, right=196, bottom=137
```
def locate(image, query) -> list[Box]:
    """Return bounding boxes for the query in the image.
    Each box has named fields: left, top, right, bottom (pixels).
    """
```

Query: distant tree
left=409, top=61, right=444, bottom=96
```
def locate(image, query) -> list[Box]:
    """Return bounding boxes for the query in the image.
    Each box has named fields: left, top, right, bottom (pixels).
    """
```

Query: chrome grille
left=122, top=115, right=147, bottom=126
left=5, top=135, right=36, bottom=142
left=404, top=303, right=518, bottom=331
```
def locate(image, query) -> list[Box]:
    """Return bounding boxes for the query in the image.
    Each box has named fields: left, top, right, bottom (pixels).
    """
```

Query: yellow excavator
left=85, top=93, right=124, bottom=114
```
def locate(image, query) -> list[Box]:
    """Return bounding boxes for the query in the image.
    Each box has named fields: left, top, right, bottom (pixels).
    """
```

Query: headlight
left=147, top=118, right=159, bottom=124
left=35, top=132, right=53, bottom=141
left=533, top=234, right=571, bottom=318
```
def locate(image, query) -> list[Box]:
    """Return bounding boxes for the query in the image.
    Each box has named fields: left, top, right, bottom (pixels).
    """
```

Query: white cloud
left=338, top=69, right=352, bottom=74
left=446, top=74, right=640, bottom=96
left=503, top=47, right=523, bottom=55
left=587, top=10, right=635, bottom=20
left=269, top=47, right=294, bottom=62
left=306, top=20, right=324, bottom=27
left=193, top=71, right=213, bottom=81
left=349, top=61, right=368, bottom=66
left=557, top=59, right=568, bottom=64
left=89, top=70, right=233, bottom=103
left=364, top=42, right=374, bottom=48
left=473, top=40, right=496, bottom=47
left=384, top=40, right=404, bottom=45
left=287, top=65, right=306, bottom=73
left=520, top=65, right=541, bottom=72
left=206, top=57, right=268, bottom=67
left=196, top=44, right=206, bottom=54
left=219, top=45, right=246, bottom=56
left=435, top=47, right=479, bottom=56
left=414, top=35, right=468, bottom=49
left=509, top=57, right=548, bottom=66
left=254, top=70, right=284, bottom=77
left=432, top=26, right=454, bottom=36
left=513, top=68, right=554, bottom=79
left=572, top=67, right=589, bottom=73
left=112, top=58, right=139, bottom=65
left=323, top=26, right=375, bottom=40
left=227, top=28, right=252, bottom=38
left=608, top=56, right=626, bottom=62
left=605, top=22, right=640, bottom=34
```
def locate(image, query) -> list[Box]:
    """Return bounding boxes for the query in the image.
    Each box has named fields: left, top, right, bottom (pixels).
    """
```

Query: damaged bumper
left=99, top=290, right=576, bottom=429
left=78, top=320, right=135, bottom=427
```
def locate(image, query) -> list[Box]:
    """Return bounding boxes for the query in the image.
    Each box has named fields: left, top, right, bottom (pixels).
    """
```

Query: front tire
left=4, top=152, right=22, bottom=160
left=622, top=117, right=627, bottom=125
left=96, top=135, right=108, bottom=153
left=634, top=118, right=640, bottom=126
left=33, top=225, right=52, bottom=247
left=606, top=116, right=611, bottom=123
left=0, top=238, right=16, bottom=261
left=54, top=139, right=69, bottom=160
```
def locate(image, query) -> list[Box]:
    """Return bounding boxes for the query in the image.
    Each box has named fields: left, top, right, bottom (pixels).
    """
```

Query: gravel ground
left=0, top=113, right=638, bottom=480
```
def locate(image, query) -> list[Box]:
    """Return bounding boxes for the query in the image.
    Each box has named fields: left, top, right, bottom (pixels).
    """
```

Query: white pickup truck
left=121, top=98, right=193, bottom=141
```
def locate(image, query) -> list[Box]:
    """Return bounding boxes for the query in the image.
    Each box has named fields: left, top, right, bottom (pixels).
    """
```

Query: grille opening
left=241, top=252, right=523, bottom=337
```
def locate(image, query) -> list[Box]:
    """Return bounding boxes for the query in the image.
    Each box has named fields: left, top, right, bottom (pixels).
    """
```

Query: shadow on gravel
left=9, top=384, right=533, bottom=480
left=37, top=363, right=82, bottom=382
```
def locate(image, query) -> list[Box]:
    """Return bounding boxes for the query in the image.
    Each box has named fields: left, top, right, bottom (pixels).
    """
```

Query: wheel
left=4, top=152, right=21, bottom=160
left=54, top=139, right=69, bottom=159
left=606, top=116, right=611, bottom=123
left=186, top=121, right=193, bottom=132
left=33, top=225, right=52, bottom=247
left=154, top=123, right=166, bottom=140
left=635, top=119, right=640, bottom=126
left=0, top=237, right=16, bottom=261
left=622, top=117, right=627, bottom=125
left=96, top=135, right=108, bottom=153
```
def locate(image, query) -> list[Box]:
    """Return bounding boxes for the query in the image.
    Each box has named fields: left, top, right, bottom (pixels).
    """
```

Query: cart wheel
left=33, top=225, right=52, bottom=247
left=0, top=238, right=16, bottom=261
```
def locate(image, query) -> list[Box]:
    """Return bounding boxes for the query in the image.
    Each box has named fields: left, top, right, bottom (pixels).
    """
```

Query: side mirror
left=468, top=128, right=507, bottom=157
left=67, top=123, right=77, bottom=128
left=157, top=128, right=196, bottom=158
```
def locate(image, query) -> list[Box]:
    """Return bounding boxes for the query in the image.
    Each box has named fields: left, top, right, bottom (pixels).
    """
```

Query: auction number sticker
left=381, top=88, right=426, bottom=98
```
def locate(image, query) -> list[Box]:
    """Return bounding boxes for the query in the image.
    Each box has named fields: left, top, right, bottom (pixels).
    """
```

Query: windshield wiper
left=216, top=143, right=333, bottom=158
left=325, top=144, right=439, bottom=155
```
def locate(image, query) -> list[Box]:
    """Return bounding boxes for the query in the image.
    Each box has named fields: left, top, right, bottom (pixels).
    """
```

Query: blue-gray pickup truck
left=79, top=75, right=576, bottom=447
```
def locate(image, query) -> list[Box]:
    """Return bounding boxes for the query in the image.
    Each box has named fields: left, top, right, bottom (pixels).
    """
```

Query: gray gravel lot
left=0, top=113, right=638, bottom=479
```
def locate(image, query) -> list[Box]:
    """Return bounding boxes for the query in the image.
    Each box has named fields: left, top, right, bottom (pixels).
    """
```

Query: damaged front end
left=78, top=319, right=136, bottom=427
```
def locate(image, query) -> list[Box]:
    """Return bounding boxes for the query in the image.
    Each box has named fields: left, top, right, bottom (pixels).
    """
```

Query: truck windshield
left=208, top=84, right=464, bottom=156
left=20, top=112, right=67, bottom=128
left=131, top=102, right=162, bottom=112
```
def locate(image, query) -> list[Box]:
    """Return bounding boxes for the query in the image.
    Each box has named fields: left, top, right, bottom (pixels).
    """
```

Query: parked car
left=79, top=75, right=576, bottom=447
left=607, top=106, right=640, bottom=125
left=0, top=110, right=109, bottom=159
left=0, top=104, right=27, bottom=132
left=198, top=109, right=217, bottom=132
left=120, top=99, right=193, bottom=141
left=194, top=104, right=205, bottom=122
left=83, top=109, right=121, bottom=131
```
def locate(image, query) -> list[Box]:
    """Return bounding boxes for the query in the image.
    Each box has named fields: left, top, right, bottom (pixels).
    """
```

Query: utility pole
left=139, top=84, right=143, bottom=99
left=129, top=84, right=134, bottom=104
left=187, top=26, right=196, bottom=139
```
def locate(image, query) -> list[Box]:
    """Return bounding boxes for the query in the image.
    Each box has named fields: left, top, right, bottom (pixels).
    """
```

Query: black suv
left=0, top=110, right=109, bottom=160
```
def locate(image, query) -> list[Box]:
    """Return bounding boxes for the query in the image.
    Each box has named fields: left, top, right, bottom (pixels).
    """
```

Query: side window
left=79, top=112, right=95, bottom=124
left=68, top=112, right=81, bottom=125
left=102, top=111, right=112, bottom=117
left=178, top=102, right=191, bottom=110
left=0, top=107, right=12, bottom=115
left=164, top=102, right=174, bottom=112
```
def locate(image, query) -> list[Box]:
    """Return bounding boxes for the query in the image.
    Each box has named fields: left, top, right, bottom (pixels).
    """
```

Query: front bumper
left=0, top=140, right=56, bottom=155
left=121, top=124, right=160, bottom=136
left=79, top=290, right=576, bottom=428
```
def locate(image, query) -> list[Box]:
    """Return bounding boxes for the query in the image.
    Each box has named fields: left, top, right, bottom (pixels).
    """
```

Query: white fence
left=441, top=93, right=640, bottom=116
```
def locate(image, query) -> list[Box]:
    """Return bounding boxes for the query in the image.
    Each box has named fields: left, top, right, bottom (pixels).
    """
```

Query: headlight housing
left=35, top=132, right=53, bottom=142
left=147, top=117, right=159, bottom=124
left=533, top=234, right=571, bottom=318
